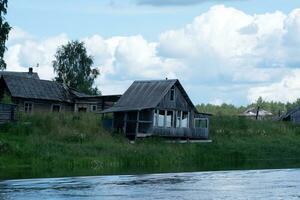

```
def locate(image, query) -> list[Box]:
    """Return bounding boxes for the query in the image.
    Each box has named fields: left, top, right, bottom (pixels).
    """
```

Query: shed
left=101, top=79, right=211, bottom=140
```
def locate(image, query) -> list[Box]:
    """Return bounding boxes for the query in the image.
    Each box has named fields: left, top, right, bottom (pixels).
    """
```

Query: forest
left=196, top=97, right=300, bottom=116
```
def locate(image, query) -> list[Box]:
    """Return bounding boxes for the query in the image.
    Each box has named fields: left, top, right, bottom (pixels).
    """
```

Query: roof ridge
left=2, top=74, right=60, bottom=84
left=134, top=79, right=178, bottom=83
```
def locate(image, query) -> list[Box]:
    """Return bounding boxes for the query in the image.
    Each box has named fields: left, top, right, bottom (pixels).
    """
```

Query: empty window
left=181, top=111, right=189, bottom=128
left=170, top=86, right=175, bottom=101
left=153, top=110, right=158, bottom=126
left=78, top=107, right=87, bottom=112
left=24, top=102, right=33, bottom=113
left=176, top=111, right=181, bottom=128
left=166, top=111, right=174, bottom=128
left=52, top=104, right=61, bottom=112
left=194, top=118, right=208, bottom=128
left=91, top=105, right=97, bottom=112
left=158, top=110, right=165, bottom=127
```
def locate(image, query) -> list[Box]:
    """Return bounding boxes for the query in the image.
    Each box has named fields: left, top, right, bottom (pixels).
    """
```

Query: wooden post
left=124, top=112, right=128, bottom=135
left=136, top=111, right=140, bottom=137
left=256, top=106, right=260, bottom=120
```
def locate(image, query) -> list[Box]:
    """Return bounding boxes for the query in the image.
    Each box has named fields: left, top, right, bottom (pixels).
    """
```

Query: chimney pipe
left=28, top=67, right=33, bottom=74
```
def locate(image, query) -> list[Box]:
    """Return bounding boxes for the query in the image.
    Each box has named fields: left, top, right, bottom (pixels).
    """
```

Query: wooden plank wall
left=0, top=103, right=16, bottom=124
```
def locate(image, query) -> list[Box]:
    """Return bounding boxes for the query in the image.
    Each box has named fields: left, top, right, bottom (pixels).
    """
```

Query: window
left=24, top=102, right=33, bottom=113
left=153, top=110, right=158, bottom=126
left=91, top=105, right=97, bottom=112
left=176, top=111, right=181, bottom=128
left=170, top=86, right=175, bottom=101
left=194, top=118, right=208, bottom=128
left=158, top=110, right=165, bottom=127
left=181, top=111, right=189, bottom=128
left=166, top=111, right=174, bottom=127
left=78, top=107, right=87, bottom=112
left=52, top=104, right=61, bottom=112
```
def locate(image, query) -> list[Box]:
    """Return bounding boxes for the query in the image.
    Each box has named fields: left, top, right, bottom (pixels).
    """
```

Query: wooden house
left=101, top=79, right=211, bottom=140
left=280, top=106, right=300, bottom=123
left=0, top=73, right=120, bottom=113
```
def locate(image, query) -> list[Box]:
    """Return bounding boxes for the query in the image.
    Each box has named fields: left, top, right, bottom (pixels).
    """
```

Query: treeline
left=196, top=97, right=300, bottom=116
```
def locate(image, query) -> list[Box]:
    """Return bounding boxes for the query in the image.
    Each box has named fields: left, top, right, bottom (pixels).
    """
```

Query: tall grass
left=0, top=113, right=300, bottom=179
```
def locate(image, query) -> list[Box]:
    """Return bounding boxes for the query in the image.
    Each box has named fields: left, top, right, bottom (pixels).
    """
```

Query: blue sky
left=5, top=0, right=300, bottom=105
left=8, top=0, right=300, bottom=40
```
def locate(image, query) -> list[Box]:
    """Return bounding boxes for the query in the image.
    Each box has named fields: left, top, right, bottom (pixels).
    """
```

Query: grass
left=0, top=113, right=300, bottom=180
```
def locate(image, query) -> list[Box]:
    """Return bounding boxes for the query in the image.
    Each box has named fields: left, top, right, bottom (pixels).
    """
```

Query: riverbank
left=0, top=113, right=300, bottom=179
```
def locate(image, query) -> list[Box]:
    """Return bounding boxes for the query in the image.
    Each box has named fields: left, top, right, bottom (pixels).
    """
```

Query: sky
left=4, top=0, right=300, bottom=105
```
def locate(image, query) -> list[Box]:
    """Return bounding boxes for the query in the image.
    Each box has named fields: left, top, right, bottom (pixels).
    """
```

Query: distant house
left=0, top=69, right=120, bottom=113
left=101, top=79, right=211, bottom=140
left=280, top=106, right=300, bottom=123
left=239, top=107, right=273, bottom=120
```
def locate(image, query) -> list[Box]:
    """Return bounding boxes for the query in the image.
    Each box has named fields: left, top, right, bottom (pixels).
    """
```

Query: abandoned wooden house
left=239, top=107, right=273, bottom=120
left=280, top=106, right=300, bottom=123
left=101, top=79, right=211, bottom=140
left=0, top=71, right=120, bottom=113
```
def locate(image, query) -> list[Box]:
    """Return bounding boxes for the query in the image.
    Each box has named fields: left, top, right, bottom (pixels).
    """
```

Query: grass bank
left=0, top=113, right=300, bottom=179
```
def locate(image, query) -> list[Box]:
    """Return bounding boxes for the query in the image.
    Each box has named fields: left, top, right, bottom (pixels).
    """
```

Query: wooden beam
left=123, top=112, right=127, bottom=135
left=136, top=111, right=140, bottom=136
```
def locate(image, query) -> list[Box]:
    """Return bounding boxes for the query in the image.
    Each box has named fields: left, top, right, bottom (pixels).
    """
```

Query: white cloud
left=248, top=70, right=300, bottom=103
left=4, top=5, right=300, bottom=104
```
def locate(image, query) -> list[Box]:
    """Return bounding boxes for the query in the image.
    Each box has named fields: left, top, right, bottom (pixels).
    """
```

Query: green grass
left=0, top=113, right=300, bottom=180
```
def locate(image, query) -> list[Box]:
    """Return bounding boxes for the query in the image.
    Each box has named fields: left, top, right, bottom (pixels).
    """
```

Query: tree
left=0, top=0, right=11, bottom=70
left=53, top=40, right=100, bottom=95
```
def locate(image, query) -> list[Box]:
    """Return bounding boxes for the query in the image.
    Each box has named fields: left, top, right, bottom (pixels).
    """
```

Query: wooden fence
left=0, top=103, right=17, bottom=124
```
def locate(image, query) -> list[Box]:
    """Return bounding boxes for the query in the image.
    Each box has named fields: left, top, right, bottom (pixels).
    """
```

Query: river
left=0, top=168, right=299, bottom=199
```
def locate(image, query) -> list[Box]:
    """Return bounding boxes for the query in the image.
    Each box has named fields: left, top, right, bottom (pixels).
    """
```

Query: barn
left=101, top=79, right=211, bottom=140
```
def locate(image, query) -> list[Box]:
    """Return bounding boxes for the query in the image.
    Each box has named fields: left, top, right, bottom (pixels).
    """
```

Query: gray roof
left=0, top=71, right=39, bottom=79
left=2, top=75, right=73, bottom=102
left=280, top=106, right=300, bottom=120
left=239, top=107, right=273, bottom=116
left=101, top=79, right=197, bottom=113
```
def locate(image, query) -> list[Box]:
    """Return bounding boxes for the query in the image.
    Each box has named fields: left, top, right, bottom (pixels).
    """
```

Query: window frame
left=170, top=86, right=175, bottom=101
left=181, top=111, right=189, bottom=128
left=24, top=101, right=34, bottom=113
left=91, top=104, right=97, bottom=112
left=194, top=118, right=208, bottom=129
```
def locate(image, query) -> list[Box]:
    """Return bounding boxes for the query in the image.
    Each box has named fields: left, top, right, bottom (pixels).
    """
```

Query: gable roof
left=101, top=79, right=198, bottom=113
left=0, top=71, right=39, bottom=79
left=1, top=75, right=73, bottom=102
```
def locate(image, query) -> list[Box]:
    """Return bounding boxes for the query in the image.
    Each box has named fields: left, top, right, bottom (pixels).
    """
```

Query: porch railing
left=152, top=127, right=209, bottom=139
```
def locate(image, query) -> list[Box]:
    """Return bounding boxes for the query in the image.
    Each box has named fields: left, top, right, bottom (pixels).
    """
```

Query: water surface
left=0, top=169, right=300, bottom=199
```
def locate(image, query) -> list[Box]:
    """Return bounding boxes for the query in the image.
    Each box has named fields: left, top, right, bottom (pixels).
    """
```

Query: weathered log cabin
left=101, top=79, right=211, bottom=140
left=0, top=72, right=120, bottom=113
